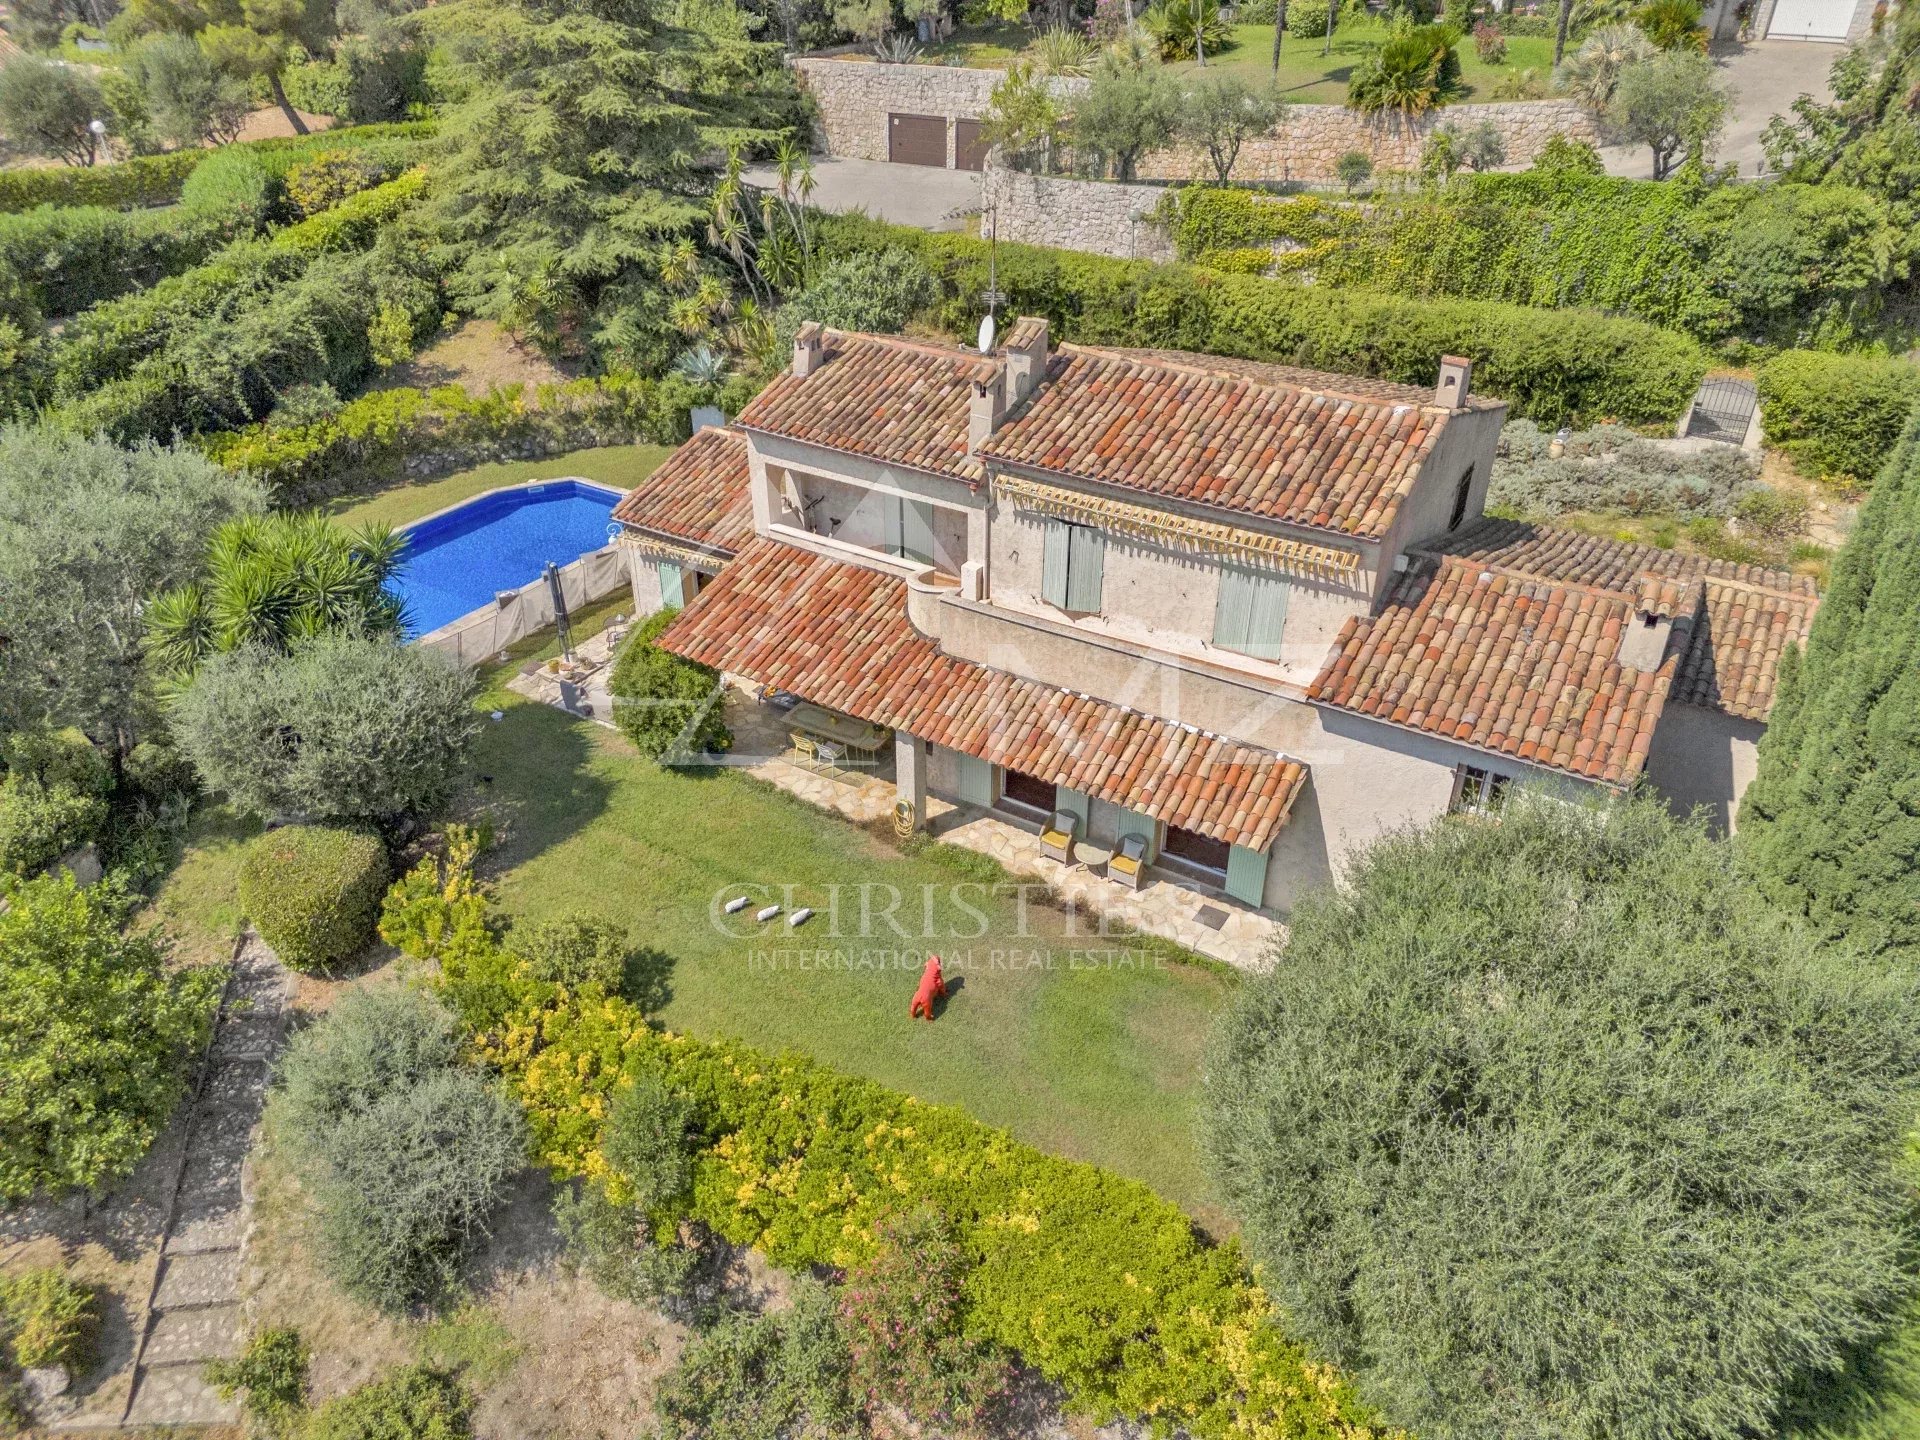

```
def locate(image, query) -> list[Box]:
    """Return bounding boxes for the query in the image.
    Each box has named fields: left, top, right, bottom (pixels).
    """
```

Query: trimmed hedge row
left=815, top=212, right=1707, bottom=426
left=0, top=121, right=435, bottom=214
left=1757, top=350, right=1920, bottom=484
left=239, top=825, right=389, bottom=972
left=385, top=849, right=1392, bottom=1440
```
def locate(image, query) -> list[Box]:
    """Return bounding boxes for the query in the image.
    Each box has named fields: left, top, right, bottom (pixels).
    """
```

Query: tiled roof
left=1421, top=520, right=1818, bottom=720
left=1087, top=348, right=1506, bottom=413
left=733, top=331, right=988, bottom=483
left=1308, top=556, right=1675, bottom=785
left=981, top=345, right=1459, bottom=539
left=660, top=540, right=1309, bottom=851
left=610, top=426, right=755, bottom=555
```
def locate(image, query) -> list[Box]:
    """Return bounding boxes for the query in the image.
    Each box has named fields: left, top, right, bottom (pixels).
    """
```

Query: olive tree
left=1202, top=792, right=1920, bottom=1440
left=0, top=55, right=109, bottom=165
left=1607, top=49, right=1730, bottom=178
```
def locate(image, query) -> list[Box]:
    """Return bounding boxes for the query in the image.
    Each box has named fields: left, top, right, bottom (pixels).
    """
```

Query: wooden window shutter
left=1213, top=566, right=1254, bottom=651
left=1041, top=519, right=1072, bottom=609
left=1245, top=573, right=1290, bottom=660
left=1065, top=525, right=1105, bottom=612
left=656, top=561, right=686, bottom=610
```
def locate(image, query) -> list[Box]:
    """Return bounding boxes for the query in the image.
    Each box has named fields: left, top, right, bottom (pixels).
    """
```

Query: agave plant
left=1555, top=22, right=1656, bottom=109
left=1027, top=26, right=1096, bottom=77
left=672, top=344, right=732, bottom=387
left=873, top=30, right=922, bottom=62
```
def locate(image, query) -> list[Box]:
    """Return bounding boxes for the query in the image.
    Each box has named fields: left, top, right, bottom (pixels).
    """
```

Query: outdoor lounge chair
left=1108, top=833, right=1150, bottom=890
left=1039, top=808, right=1080, bottom=865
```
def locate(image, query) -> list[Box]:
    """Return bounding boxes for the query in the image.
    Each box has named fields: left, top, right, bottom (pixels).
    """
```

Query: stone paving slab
left=207, top=1007, right=285, bottom=1063
left=163, top=1194, right=244, bottom=1256
left=141, top=1305, right=242, bottom=1366
left=199, top=1057, right=271, bottom=1114
left=153, top=1248, right=242, bottom=1311
left=125, top=1363, right=241, bottom=1427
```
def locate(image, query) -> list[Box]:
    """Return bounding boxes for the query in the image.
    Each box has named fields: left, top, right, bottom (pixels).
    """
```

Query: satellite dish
left=977, top=313, right=997, bottom=354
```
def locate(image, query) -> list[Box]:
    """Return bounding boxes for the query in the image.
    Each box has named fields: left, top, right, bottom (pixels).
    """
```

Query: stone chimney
left=1003, top=316, right=1050, bottom=405
left=792, top=321, right=824, bottom=379
left=1617, top=574, right=1698, bottom=670
left=967, top=361, right=1006, bottom=456
left=1434, top=355, right=1472, bottom=413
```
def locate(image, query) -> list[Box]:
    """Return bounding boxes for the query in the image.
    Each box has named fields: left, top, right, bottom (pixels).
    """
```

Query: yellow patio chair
left=1039, top=808, right=1080, bottom=865
left=1108, top=833, right=1150, bottom=890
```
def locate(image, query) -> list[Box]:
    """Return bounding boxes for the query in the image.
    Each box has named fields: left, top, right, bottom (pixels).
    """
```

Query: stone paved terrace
left=511, top=645, right=1280, bottom=970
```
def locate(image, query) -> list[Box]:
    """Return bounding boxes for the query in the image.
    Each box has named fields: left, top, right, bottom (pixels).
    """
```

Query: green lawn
left=910, top=18, right=1554, bottom=104
left=326, top=442, right=676, bottom=531
left=460, top=668, right=1234, bottom=1224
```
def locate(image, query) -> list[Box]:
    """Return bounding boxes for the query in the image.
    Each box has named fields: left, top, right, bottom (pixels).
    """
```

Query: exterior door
left=954, top=119, right=990, bottom=172
left=1766, top=0, right=1851, bottom=40
left=888, top=113, right=947, bottom=167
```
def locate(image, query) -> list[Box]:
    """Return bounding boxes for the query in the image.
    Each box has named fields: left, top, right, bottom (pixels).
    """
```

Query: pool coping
left=400, top=477, right=631, bottom=649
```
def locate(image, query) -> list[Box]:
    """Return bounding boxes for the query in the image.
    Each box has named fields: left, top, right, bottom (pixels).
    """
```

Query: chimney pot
left=967, top=363, right=1006, bottom=456
left=1003, top=316, right=1051, bottom=405
left=1435, top=355, right=1472, bottom=413
left=792, top=321, right=824, bottom=379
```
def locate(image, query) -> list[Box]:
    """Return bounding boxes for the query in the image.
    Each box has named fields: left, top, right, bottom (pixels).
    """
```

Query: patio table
left=788, top=702, right=890, bottom=760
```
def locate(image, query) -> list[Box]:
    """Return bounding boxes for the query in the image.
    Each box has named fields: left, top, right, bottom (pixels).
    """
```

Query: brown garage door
left=955, top=119, right=989, bottom=172
left=888, top=112, right=947, bottom=167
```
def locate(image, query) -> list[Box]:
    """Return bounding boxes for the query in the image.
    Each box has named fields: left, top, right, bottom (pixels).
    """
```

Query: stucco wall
left=796, top=56, right=1599, bottom=183
left=625, top=546, right=665, bottom=616
left=1642, top=702, right=1764, bottom=835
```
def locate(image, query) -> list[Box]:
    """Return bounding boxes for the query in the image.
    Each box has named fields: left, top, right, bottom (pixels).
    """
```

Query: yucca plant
left=1347, top=25, right=1461, bottom=118
left=1555, top=22, right=1657, bottom=108
left=1143, top=0, right=1233, bottom=61
left=146, top=513, right=407, bottom=680
left=872, top=31, right=922, bottom=62
left=1027, top=26, right=1097, bottom=77
left=1635, top=0, right=1708, bottom=49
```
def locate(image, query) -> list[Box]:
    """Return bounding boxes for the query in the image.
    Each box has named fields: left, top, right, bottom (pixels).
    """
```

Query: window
left=1212, top=565, right=1290, bottom=660
left=1162, top=823, right=1231, bottom=874
left=1447, top=465, right=1475, bottom=532
left=1000, top=768, right=1057, bottom=815
left=1450, top=764, right=1510, bottom=818
left=882, top=495, right=937, bottom=566
left=1040, top=520, right=1105, bottom=613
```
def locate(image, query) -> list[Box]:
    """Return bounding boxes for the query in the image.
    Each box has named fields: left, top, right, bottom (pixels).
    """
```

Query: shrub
left=401, top=867, right=1385, bottom=1440
left=1732, top=483, right=1810, bottom=543
left=602, top=1070, right=696, bottom=1214
left=204, top=1328, right=309, bottom=1439
left=238, top=825, right=390, bottom=972
left=275, top=985, right=461, bottom=1145
left=1347, top=24, right=1460, bottom=117
left=1636, top=0, right=1708, bottom=48
left=0, top=1268, right=96, bottom=1371
left=1142, top=0, right=1232, bottom=59
left=652, top=1277, right=857, bottom=1440
left=1288, top=0, right=1334, bottom=35
left=172, top=634, right=478, bottom=828
left=1758, top=349, right=1920, bottom=484
left=838, top=1209, right=1014, bottom=1438
left=813, top=211, right=1708, bottom=425
left=1202, top=793, right=1920, bottom=1439
left=773, top=247, right=936, bottom=355
left=1489, top=417, right=1757, bottom=520
left=284, top=149, right=394, bottom=220
left=0, top=874, right=222, bottom=1199
left=608, top=608, right=733, bottom=761
left=304, top=1366, right=472, bottom=1440
left=503, top=913, right=631, bottom=991
left=1471, top=20, right=1507, bottom=60
left=0, top=727, right=111, bottom=876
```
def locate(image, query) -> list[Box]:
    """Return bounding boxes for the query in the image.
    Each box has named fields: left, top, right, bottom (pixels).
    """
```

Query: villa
left=611, top=319, right=1817, bottom=918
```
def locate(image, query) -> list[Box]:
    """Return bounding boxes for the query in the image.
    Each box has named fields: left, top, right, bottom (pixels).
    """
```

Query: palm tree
left=1557, top=23, right=1657, bottom=111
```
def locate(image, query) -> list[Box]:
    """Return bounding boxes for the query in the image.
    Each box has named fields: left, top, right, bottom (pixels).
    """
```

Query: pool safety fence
left=413, top=542, right=630, bottom=668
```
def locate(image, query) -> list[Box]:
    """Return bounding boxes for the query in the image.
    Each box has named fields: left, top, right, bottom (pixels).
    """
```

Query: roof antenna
left=977, top=201, right=1003, bottom=354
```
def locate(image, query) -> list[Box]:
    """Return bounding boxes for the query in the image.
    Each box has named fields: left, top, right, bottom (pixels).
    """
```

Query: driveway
left=742, top=155, right=985, bottom=231
left=1600, top=38, right=1838, bottom=179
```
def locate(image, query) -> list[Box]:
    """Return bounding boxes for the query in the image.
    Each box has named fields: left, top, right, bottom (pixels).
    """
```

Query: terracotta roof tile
left=734, top=332, right=986, bottom=482
left=1422, top=519, right=1818, bottom=721
left=1087, top=347, right=1505, bottom=413
left=610, top=427, right=755, bottom=555
left=660, top=540, right=1309, bottom=851
left=980, top=345, right=1463, bottom=538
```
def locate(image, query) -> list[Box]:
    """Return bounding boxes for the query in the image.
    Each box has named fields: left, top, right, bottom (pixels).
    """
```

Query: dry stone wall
left=982, top=163, right=1176, bottom=262
left=794, top=56, right=1599, bottom=183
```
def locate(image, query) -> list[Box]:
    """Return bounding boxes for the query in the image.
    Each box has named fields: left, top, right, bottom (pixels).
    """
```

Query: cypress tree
left=1738, top=405, right=1920, bottom=955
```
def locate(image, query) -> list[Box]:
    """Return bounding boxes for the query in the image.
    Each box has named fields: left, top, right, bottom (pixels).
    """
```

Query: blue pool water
left=391, top=481, right=623, bottom=637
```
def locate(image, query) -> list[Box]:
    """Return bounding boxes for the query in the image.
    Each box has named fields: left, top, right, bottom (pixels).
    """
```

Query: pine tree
left=422, top=0, right=798, bottom=364
left=1738, top=406, right=1920, bottom=956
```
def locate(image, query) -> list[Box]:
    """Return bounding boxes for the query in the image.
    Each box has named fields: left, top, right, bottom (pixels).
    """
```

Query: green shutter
left=1213, top=566, right=1254, bottom=651
left=903, top=499, right=936, bottom=566
left=1245, top=573, right=1290, bottom=660
left=1115, top=810, right=1158, bottom=862
left=955, top=753, right=993, bottom=806
left=1056, top=787, right=1091, bottom=828
left=1066, top=525, right=1105, bottom=612
left=1041, top=520, right=1072, bottom=609
left=1224, top=843, right=1269, bottom=908
left=656, top=561, right=686, bottom=610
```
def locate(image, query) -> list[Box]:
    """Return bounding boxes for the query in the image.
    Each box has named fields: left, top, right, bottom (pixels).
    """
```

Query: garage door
left=888, top=113, right=947, bottom=167
left=1766, top=0, right=1853, bottom=40
left=955, top=119, right=990, bottom=172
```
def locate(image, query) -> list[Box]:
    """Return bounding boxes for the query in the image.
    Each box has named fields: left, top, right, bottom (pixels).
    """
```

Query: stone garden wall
left=793, top=56, right=1599, bottom=183
left=981, top=164, right=1176, bottom=262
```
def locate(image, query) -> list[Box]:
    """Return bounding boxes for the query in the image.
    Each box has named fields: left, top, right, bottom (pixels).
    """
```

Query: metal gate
left=1685, top=377, right=1757, bottom=444
left=888, top=113, right=947, bottom=167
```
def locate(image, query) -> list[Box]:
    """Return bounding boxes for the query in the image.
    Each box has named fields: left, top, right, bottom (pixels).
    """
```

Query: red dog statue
left=909, top=954, right=947, bottom=1021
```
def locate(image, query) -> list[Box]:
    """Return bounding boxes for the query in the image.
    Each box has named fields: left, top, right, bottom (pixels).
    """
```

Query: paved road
left=1600, top=38, right=1838, bottom=179
left=743, top=155, right=985, bottom=230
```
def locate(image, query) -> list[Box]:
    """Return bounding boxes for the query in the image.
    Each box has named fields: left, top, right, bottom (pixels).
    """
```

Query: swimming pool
left=391, top=481, right=623, bottom=637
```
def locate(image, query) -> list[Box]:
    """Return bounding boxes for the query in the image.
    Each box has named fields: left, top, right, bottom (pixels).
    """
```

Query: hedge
left=239, top=825, right=390, bottom=972
left=0, top=1268, right=96, bottom=1372
left=1757, top=350, right=1920, bottom=484
left=200, top=371, right=721, bottom=506
left=385, top=852, right=1392, bottom=1440
left=0, top=121, right=435, bottom=214
left=814, top=212, right=1707, bottom=426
